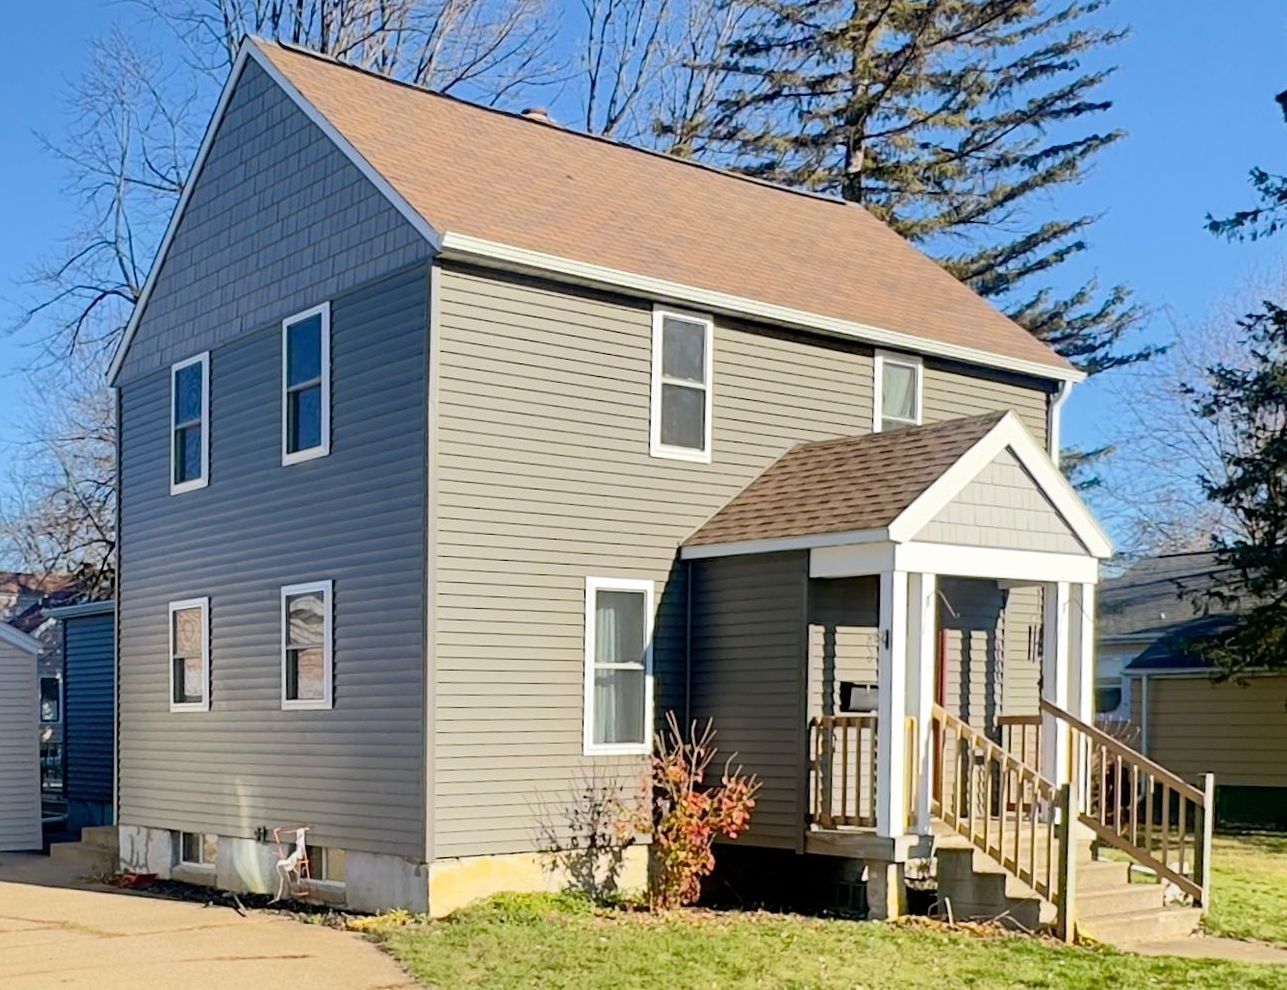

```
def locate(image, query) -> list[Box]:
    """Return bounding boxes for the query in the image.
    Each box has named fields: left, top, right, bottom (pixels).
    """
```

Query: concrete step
left=1076, top=882, right=1165, bottom=921
left=1075, top=859, right=1133, bottom=892
left=1079, top=906, right=1204, bottom=948
left=49, top=841, right=118, bottom=876
left=80, top=825, right=119, bottom=853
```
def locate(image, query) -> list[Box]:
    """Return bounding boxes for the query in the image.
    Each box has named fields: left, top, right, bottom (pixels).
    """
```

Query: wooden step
left=1078, top=906, right=1203, bottom=948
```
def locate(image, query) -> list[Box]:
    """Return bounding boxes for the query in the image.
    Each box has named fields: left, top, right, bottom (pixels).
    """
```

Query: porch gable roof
left=681, top=411, right=1113, bottom=560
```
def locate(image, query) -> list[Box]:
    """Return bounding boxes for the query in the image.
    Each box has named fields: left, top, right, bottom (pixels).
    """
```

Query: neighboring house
left=0, top=622, right=43, bottom=851
left=106, top=39, right=1203, bottom=931
left=47, top=601, right=116, bottom=836
left=1099, top=551, right=1287, bottom=827
left=0, top=573, right=77, bottom=799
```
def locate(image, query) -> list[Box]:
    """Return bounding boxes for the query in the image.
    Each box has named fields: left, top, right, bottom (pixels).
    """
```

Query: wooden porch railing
left=931, top=704, right=1069, bottom=911
left=1041, top=699, right=1213, bottom=904
left=809, top=714, right=878, bottom=828
left=998, top=714, right=1042, bottom=769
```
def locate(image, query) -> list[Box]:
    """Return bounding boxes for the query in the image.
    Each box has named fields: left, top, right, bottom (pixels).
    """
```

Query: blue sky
left=1, top=1, right=1284, bottom=519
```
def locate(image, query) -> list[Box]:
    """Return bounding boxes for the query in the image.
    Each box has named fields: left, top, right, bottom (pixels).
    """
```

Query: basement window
left=281, top=581, right=333, bottom=710
left=311, top=847, right=347, bottom=884
left=281, top=303, right=331, bottom=465
left=874, top=350, right=922, bottom=432
left=169, top=598, right=210, bottom=712
left=583, top=577, right=654, bottom=756
left=178, top=831, right=217, bottom=867
left=650, top=308, right=713, bottom=462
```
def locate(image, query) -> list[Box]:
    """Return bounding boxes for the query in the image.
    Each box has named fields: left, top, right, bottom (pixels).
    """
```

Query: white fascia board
left=107, top=37, right=443, bottom=387
left=895, top=542, right=1100, bottom=584
left=438, top=233, right=1084, bottom=387
left=809, top=542, right=897, bottom=578
left=887, top=412, right=1114, bottom=559
left=680, top=528, right=888, bottom=561
left=0, top=623, right=43, bottom=654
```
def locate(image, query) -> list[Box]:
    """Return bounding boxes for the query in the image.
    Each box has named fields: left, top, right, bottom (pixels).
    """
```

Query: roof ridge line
left=258, top=38, right=869, bottom=215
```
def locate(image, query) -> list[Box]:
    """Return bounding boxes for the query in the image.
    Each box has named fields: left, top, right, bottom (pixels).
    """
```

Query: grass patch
left=372, top=892, right=1287, bottom=989
left=1204, top=832, right=1287, bottom=947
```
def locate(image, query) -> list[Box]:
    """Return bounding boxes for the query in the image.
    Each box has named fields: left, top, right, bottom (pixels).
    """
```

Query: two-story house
left=106, top=39, right=1209, bottom=939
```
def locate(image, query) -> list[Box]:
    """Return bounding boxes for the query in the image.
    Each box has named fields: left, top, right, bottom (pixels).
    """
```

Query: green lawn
left=1205, top=832, right=1287, bottom=947
left=371, top=893, right=1287, bottom=990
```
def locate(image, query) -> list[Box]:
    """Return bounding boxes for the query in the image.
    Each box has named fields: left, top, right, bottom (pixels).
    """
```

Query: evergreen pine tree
left=1186, top=303, right=1287, bottom=677
left=668, top=0, right=1152, bottom=374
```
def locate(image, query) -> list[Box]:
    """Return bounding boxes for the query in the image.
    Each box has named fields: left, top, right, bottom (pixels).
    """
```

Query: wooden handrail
left=930, top=704, right=1066, bottom=911
left=1039, top=698, right=1203, bottom=804
left=1040, top=698, right=1211, bottom=905
left=809, top=714, right=878, bottom=829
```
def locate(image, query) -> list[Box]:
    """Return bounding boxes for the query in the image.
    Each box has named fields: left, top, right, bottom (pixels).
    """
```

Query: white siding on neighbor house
left=0, top=638, right=41, bottom=850
left=431, top=263, right=1056, bottom=859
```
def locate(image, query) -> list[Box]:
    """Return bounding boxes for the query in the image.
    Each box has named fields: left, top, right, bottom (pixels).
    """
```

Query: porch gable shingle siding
left=915, top=448, right=1087, bottom=554
left=431, top=262, right=1051, bottom=860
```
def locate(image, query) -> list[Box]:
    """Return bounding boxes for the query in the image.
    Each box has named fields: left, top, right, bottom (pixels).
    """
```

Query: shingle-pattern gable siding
left=118, top=261, right=429, bottom=858
left=64, top=612, right=115, bottom=807
left=116, top=60, right=427, bottom=384
left=0, top=639, right=40, bottom=850
left=431, top=263, right=1053, bottom=859
left=916, top=448, right=1085, bottom=554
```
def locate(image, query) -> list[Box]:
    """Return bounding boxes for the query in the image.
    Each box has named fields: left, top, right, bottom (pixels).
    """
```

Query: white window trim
left=583, top=576, right=655, bottom=757
left=649, top=306, right=714, bottom=463
left=170, top=352, right=210, bottom=495
left=872, top=350, right=923, bottom=433
left=281, top=580, right=334, bottom=711
left=281, top=303, right=332, bottom=466
left=177, top=831, right=216, bottom=870
left=168, top=597, right=210, bottom=713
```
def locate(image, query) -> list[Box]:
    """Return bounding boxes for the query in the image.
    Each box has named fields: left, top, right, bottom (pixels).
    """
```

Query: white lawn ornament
left=273, top=826, right=311, bottom=902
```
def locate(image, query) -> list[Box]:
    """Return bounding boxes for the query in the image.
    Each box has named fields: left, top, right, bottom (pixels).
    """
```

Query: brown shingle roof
left=256, top=42, right=1073, bottom=375
left=684, top=413, right=1006, bottom=548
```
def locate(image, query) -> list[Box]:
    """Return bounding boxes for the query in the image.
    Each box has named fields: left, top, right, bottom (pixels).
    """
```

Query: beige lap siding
left=1131, top=675, right=1287, bottom=788
left=431, top=263, right=1054, bottom=859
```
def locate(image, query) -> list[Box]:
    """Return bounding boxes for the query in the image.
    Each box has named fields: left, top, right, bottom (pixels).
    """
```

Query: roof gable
left=683, top=412, right=1113, bottom=559
left=110, top=38, right=1079, bottom=385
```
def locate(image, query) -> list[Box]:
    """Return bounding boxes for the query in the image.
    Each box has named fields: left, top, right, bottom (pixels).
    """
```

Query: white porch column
left=906, top=572, right=937, bottom=834
left=1070, top=583, right=1096, bottom=724
left=877, top=570, right=910, bottom=838
left=1041, top=581, right=1072, bottom=785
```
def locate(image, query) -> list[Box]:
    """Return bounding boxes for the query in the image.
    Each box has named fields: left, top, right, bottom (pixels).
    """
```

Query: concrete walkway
left=0, top=853, right=417, bottom=990
left=1132, top=934, right=1287, bottom=965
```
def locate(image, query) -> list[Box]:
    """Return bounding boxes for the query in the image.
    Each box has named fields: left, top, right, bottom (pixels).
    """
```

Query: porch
left=680, top=413, right=1214, bottom=937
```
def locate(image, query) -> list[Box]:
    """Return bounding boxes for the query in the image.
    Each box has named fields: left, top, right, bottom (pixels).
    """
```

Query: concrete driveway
left=0, top=852, right=417, bottom=990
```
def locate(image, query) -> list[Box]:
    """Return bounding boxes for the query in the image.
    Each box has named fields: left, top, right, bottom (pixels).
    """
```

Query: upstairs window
left=170, top=353, right=209, bottom=493
left=650, top=308, right=713, bottom=462
left=583, top=577, right=653, bottom=756
left=169, top=598, right=210, bottom=712
left=282, top=304, right=331, bottom=465
left=281, top=581, right=333, bottom=710
left=874, top=351, right=922, bottom=432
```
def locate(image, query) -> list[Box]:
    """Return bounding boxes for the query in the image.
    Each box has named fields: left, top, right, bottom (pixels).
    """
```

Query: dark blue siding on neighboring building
left=64, top=611, right=115, bottom=830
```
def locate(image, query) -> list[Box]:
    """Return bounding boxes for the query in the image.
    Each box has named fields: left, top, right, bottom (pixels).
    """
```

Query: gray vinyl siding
left=0, top=639, right=40, bottom=850
left=115, top=60, right=427, bottom=385
left=923, top=362, right=1050, bottom=446
left=64, top=613, right=116, bottom=807
left=117, top=264, right=428, bottom=859
left=807, top=577, right=879, bottom=715
left=431, top=264, right=1056, bottom=858
left=916, top=449, right=1083, bottom=553
left=690, top=553, right=808, bottom=850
